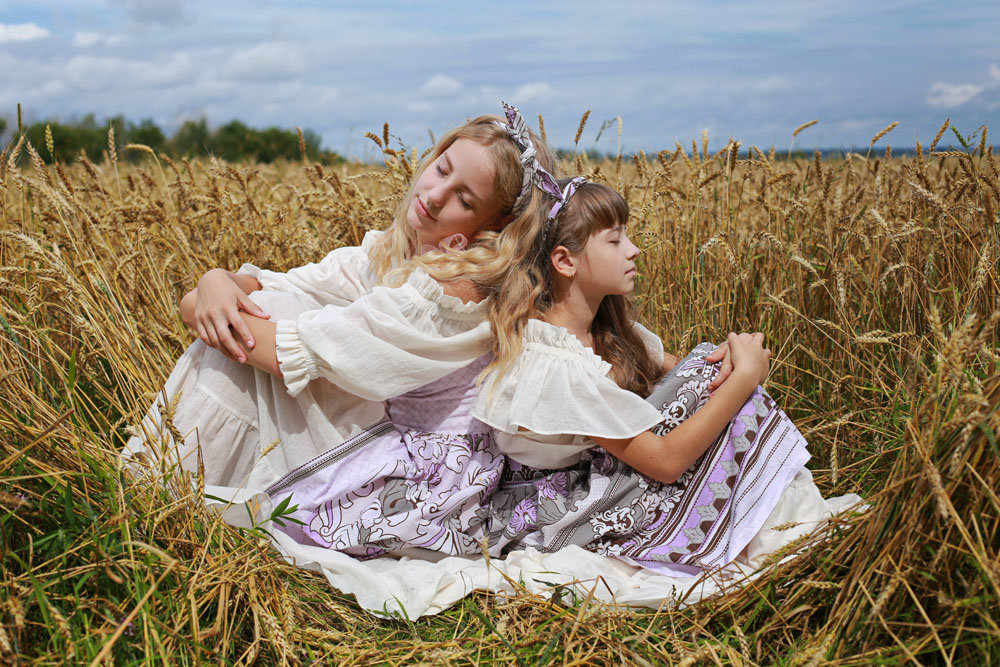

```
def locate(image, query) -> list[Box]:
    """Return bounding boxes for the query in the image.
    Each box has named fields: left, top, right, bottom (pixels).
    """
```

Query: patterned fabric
left=267, top=356, right=508, bottom=559
left=496, top=101, right=561, bottom=207
left=485, top=343, right=810, bottom=575
left=267, top=344, right=809, bottom=575
left=547, top=176, right=588, bottom=221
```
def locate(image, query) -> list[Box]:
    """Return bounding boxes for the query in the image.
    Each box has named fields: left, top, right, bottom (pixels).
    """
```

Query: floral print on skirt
left=484, top=343, right=810, bottom=576
left=267, top=356, right=508, bottom=560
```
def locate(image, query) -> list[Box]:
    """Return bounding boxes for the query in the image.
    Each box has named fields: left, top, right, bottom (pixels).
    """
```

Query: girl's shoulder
left=473, top=318, right=663, bottom=439
left=395, top=268, right=488, bottom=321
left=521, top=319, right=611, bottom=376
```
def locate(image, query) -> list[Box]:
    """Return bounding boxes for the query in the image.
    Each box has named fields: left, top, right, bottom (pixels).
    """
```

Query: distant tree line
left=1, top=114, right=343, bottom=164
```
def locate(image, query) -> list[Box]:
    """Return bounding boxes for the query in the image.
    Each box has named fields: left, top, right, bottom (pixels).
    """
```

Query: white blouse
left=238, top=230, right=382, bottom=310
left=472, top=319, right=666, bottom=469
left=275, top=267, right=491, bottom=399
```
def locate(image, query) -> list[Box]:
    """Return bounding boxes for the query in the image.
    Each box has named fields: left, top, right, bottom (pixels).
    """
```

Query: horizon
left=2, top=1, right=997, bottom=160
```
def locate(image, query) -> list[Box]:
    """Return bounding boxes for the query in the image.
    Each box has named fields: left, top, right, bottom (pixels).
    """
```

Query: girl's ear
left=550, top=245, right=577, bottom=279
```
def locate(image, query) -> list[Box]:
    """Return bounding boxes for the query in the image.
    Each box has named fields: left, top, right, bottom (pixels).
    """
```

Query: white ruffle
left=274, top=318, right=319, bottom=397
left=275, top=267, right=490, bottom=400
left=401, top=268, right=490, bottom=319
left=238, top=230, right=382, bottom=310
left=474, top=319, right=664, bottom=441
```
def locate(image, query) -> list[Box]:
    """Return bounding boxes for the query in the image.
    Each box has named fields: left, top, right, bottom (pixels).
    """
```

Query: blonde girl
left=126, top=102, right=558, bottom=531
left=474, top=178, right=849, bottom=576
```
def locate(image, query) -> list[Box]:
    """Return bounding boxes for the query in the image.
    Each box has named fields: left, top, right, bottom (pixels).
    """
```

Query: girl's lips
left=416, top=197, right=436, bottom=221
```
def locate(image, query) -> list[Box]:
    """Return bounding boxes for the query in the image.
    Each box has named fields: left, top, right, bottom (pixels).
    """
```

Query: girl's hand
left=706, top=342, right=733, bottom=390
left=726, top=332, right=771, bottom=387
left=193, top=269, right=270, bottom=362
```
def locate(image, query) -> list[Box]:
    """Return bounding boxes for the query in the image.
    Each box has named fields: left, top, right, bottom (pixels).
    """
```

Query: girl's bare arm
left=180, top=269, right=268, bottom=362
left=594, top=333, right=769, bottom=485
left=228, top=314, right=281, bottom=376
left=213, top=278, right=482, bottom=380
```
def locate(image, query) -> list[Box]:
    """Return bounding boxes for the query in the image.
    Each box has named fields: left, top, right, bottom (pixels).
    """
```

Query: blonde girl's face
left=406, top=138, right=507, bottom=249
left=575, top=223, right=641, bottom=298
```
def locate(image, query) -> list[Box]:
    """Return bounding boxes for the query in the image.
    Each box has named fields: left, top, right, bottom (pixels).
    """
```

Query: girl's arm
left=215, top=276, right=483, bottom=384
left=593, top=333, right=769, bottom=485
left=229, top=315, right=281, bottom=376
left=180, top=269, right=269, bottom=362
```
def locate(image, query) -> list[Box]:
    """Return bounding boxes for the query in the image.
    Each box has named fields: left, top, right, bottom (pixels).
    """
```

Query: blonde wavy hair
left=483, top=179, right=662, bottom=397
left=367, top=114, right=556, bottom=287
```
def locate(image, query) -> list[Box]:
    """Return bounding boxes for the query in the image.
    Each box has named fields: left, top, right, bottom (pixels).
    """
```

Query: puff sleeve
left=472, top=320, right=664, bottom=467
left=237, top=230, right=382, bottom=309
left=275, top=268, right=491, bottom=399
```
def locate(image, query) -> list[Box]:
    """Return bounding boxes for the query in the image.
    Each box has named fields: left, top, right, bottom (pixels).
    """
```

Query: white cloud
left=926, top=82, right=984, bottom=108
left=226, top=43, right=306, bottom=81
left=752, top=75, right=792, bottom=94
left=64, top=56, right=124, bottom=92
left=0, top=22, right=50, bottom=44
left=62, top=52, right=196, bottom=92
left=419, top=74, right=462, bottom=97
left=72, top=32, right=124, bottom=48
left=511, top=82, right=552, bottom=104
left=991, top=64, right=1000, bottom=82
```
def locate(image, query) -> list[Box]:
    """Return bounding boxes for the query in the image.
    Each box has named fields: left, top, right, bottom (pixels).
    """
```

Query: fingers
left=196, top=322, right=210, bottom=347
left=229, top=310, right=256, bottom=350
left=708, top=341, right=734, bottom=390
left=708, top=358, right=733, bottom=390
left=238, top=293, right=271, bottom=321
left=211, top=315, right=246, bottom=362
left=705, top=342, right=727, bottom=362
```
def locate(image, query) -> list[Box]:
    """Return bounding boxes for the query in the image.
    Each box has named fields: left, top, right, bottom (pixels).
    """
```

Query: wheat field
left=0, top=120, right=997, bottom=664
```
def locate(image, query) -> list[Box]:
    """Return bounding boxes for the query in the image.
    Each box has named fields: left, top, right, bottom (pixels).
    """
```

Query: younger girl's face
left=575, top=223, right=641, bottom=298
left=407, top=138, right=506, bottom=249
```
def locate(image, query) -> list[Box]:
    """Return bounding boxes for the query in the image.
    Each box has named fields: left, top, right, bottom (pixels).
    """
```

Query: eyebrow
left=442, top=153, right=484, bottom=206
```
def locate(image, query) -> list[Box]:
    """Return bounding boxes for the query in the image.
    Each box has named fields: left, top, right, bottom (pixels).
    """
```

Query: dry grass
left=0, top=123, right=997, bottom=664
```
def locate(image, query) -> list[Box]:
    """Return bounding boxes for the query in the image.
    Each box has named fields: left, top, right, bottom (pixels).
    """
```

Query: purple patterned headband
left=495, top=101, right=562, bottom=210
left=547, top=176, right=588, bottom=223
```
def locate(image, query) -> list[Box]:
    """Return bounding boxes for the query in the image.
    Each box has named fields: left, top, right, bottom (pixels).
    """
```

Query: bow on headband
left=495, top=101, right=562, bottom=209
left=547, top=176, right=588, bottom=222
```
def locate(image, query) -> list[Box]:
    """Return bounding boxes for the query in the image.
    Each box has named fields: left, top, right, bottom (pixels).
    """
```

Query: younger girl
left=474, top=178, right=850, bottom=576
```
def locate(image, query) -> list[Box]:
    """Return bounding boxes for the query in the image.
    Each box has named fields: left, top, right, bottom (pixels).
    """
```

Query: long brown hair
left=485, top=179, right=661, bottom=396
left=368, top=114, right=555, bottom=286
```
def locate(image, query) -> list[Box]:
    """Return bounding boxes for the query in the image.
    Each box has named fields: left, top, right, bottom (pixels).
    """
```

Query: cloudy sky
left=1, top=1, right=998, bottom=159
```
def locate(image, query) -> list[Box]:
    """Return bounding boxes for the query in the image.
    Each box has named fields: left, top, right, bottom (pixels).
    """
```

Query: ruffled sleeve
left=473, top=320, right=664, bottom=443
left=633, top=321, right=665, bottom=367
left=275, top=268, right=491, bottom=399
left=237, top=230, right=382, bottom=309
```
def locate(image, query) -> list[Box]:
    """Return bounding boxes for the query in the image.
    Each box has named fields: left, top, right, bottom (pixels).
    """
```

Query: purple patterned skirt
left=267, top=357, right=507, bottom=560
left=484, top=343, right=810, bottom=576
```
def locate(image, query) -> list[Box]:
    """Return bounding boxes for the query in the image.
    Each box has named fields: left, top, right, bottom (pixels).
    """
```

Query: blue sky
left=1, top=1, right=998, bottom=159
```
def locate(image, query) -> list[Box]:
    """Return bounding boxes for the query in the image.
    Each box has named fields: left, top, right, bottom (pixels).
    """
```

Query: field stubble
left=0, top=122, right=998, bottom=664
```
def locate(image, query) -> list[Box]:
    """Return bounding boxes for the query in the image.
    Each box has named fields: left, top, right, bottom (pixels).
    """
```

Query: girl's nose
left=426, top=183, right=446, bottom=208
left=625, top=238, right=640, bottom=259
